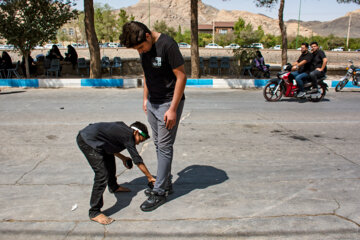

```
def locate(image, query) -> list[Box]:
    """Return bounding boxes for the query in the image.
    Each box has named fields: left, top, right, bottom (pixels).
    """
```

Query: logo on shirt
left=152, top=57, right=162, bottom=68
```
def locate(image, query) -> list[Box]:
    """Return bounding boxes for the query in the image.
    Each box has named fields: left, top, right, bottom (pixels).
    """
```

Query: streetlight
left=295, top=0, right=302, bottom=49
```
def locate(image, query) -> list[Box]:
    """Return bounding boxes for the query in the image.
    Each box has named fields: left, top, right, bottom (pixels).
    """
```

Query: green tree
left=102, top=4, right=116, bottom=42
left=117, top=9, right=135, bottom=37
left=0, top=0, right=77, bottom=78
left=153, top=20, right=176, bottom=38
left=174, top=25, right=184, bottom=43
left=255, top=0, right=288, bottom=65
left=57, top=29, right=70, bottom=46
left=94, top=4, right=105, bottom=42
left=77, top=12, right=87, bottom=44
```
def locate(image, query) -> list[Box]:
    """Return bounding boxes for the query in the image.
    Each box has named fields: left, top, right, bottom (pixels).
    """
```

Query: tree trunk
left=22, top=50, right=30, bottom=78
left=278, top=0, right=287, bottom=66
left=84, top=0, right=101, bottom=78
left=190, top=0, right=199, bottom=78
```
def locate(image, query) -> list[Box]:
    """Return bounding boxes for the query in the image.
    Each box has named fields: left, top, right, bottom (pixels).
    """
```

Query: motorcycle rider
left=290, top=43, right=313, bottom=98
left=309, top=41, right=327, bottom=93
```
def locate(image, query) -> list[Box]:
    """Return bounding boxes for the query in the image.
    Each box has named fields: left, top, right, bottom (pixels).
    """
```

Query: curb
left=0, top=78, right=357, bottom=89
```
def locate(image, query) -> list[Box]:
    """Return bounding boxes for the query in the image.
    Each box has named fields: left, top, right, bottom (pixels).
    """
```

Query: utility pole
left=346, top=13, right=351, bottom=50
left=148, top=0, right=150, bottom=28
left=295, top=0, right=302, bottom=49
left=212, top=20, right=215, bottom=44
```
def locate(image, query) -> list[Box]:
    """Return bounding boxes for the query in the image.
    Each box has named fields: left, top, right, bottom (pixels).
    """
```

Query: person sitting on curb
left=309, top=41, right=327, bottom=93
left=290, top=42, right=313, bottom=98
left=253, top=50, right=270, bottom=78
left=77, top=121, right=155, bottom=225
left=64, top=45, right=78, bottom=69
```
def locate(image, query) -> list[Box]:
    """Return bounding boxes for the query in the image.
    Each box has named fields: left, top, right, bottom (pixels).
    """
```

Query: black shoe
left=144, top=185, right=173, bottom=197
left=140, top=192, right=166, bottom=212
left=309, top=88, right=319, bottom=93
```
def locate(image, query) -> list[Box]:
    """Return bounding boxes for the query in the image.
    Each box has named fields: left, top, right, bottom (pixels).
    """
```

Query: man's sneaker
left=297, top=91, right=306, bottom=98
left=140, top=191, right=166, bottom=212
left=144, top=185, right=173, bottom=197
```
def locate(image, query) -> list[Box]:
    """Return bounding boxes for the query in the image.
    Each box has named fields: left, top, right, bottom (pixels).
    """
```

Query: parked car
left=251, top=43, right=264, bottom=49
left=205, top=43, right=223, bottom=49
left=355, top=49, right=360, bottom=52
left=224, top=43, right=240, bottom=49
left=44, top=44, right=53, bottom=49
left=108, top=43, right=118, bottom=48
left=273, top=45, right=281, bottom=50
left=332, top=47, right=344, bottom=51
left=178, top=42, right=191, bottom=48
left=0, top=44, right=14, bottom=50
left=34, top=45, right=44, bottom=49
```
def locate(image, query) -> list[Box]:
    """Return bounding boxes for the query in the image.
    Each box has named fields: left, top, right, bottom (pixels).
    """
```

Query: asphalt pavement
left=0, top=88, right=359, bottom=239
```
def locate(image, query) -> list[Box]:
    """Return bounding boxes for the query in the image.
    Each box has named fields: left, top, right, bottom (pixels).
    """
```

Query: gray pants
left=147, top=100, right=185, bottom=195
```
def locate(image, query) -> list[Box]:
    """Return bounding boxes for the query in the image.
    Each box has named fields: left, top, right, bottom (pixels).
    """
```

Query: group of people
left=0, top=51, right=13, bottom=77
left=0, top=44, right=79, bottom=78
left=290, top=41, right=328, bottom=98
left=77, top=21, right=187, bottom=225
left=47, top=44, right=78, bottom=69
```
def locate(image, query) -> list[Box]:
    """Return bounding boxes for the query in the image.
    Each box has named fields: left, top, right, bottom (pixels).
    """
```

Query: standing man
left=290, top=43, right=313, bottom=98
left=309, top=41, right=327, bottom=93
left=120, top=21, right=187, bottom=211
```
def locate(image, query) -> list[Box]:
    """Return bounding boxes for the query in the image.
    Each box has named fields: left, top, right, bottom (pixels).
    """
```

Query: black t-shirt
left=311, top=50, right=327, bottom=72
left=297, top=51, right=313, bottom=73
left=79, top=122, right=143, bottom=164
left=141, top=34, right=185, bottom=104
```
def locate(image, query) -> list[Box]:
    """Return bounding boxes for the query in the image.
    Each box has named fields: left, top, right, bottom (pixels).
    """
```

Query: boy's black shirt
left=79, top=122, right=143, bottom=164
left=141, top=34, right=185, bottom=104
left=297, top=51, right=313, bottom=73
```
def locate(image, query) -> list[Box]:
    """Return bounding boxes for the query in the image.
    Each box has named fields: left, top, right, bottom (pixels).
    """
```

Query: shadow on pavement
left=103, top=165, right=228, bottom=216
left=103, top=176, right=148, bottom=216
left=0, top=90, right=26, bottom=95
left=168, top=164, right=229, bottom=203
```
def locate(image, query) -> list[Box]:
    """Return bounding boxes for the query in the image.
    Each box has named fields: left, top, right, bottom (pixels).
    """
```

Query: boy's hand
left=122, top=157, right=133, bottom=169
left=147, top=177, right=156, bottom=189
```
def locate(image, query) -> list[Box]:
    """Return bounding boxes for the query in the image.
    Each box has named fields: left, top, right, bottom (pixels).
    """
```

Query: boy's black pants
left=76, top=134, right=119, bottom=218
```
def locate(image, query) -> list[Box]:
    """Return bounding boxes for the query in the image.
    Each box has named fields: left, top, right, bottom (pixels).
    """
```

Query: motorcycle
left=263, top=64, right=328, bottom=102
left=335, top=60, right=360, bottom=92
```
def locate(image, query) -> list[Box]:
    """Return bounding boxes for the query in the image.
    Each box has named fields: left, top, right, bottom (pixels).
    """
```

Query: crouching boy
left=77, top=121, right=155, bottom=225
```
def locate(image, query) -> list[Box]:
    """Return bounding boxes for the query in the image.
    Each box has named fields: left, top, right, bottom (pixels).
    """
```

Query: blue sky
left=73, top=0, right=360, bottom=22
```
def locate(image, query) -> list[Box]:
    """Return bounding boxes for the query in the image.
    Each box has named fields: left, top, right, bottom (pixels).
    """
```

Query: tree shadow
left=103, top=165, right=229, bottom=216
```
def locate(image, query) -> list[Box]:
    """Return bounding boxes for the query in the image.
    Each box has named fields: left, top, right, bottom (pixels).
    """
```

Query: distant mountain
left=300, top=9, right=360, bottom=38
left=119, top=0, right=359, bottom=38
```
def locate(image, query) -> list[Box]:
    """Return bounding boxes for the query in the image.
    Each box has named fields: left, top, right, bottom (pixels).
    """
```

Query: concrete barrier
left=0, top=78, right=358, bottom=89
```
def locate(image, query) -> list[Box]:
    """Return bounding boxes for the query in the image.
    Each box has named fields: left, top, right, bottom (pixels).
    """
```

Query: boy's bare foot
left=90, top=214, right=114, bottom=225
left=115, top=186, right=131, bottom=192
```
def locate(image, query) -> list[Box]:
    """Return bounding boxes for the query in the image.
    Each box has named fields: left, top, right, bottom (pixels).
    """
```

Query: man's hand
left=316, top=68, right=322, bottom=72
left=164, top=109, right=177, bottom=130
left=143, top=99, right=147, bottom=114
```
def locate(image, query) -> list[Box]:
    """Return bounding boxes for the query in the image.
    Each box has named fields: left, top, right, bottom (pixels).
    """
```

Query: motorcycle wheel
left=309, top=84, right=327, bottom=102
left=263, top=82, right=283, bottom=102
left=335, top=78, right=348, bottom=92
